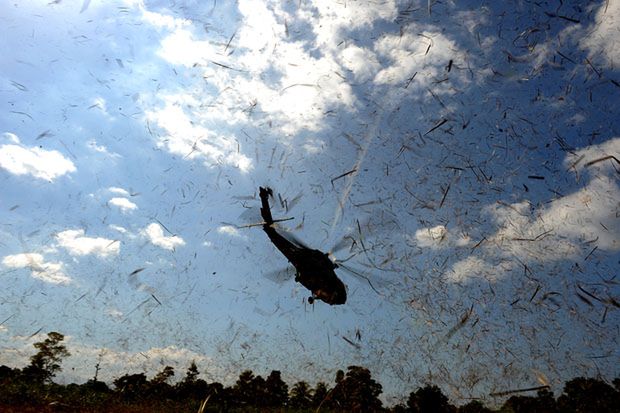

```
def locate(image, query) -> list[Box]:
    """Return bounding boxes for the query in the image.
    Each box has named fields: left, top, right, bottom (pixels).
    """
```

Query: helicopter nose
left=333, top=291, right=346, bottom=305
left=328, top=288, right=347, bottom=305
left=315, top=289, right=345, bottom=305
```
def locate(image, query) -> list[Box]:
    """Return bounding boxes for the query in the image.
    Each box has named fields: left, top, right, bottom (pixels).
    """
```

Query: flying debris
left=258, top=187, right=347, bottom=305
left=79, top=0, right=91, bottom=13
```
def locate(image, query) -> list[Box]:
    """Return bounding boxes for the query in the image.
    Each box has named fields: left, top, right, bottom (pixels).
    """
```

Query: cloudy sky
left=1, top=0, right=619, bottom=405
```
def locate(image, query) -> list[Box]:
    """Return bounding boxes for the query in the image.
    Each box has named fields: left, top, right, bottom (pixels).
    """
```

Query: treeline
left=1, top=332, right=619, bottom=412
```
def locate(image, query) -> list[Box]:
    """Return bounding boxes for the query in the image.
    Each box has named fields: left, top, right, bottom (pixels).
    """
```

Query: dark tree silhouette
left=113, top=373, right=148, bottom=401
left=148, top=365, right=175, bottom=399
left=312, top=381, right=330, bottom=407
left=336, top=369, right=345, bottom=383
left=289, top=380, right=313, bottom=408
left=502, top=390, right=558, bottom=413
left=205, top=381, right=229, bottom=407
left=234, top=369, right=257, bottom=406
left=557, top=377, right=619, bottom=413
left=0, top=366, right=29, bottom=405
left=176, top=361, right=208, bottom=400
left=500, top=389, right=558, bottom=413
left=326, top=369, right=346, bottom=409
left=457, top=399, right=493, bottom=413
left=73, top=379, right=112, bottom=408
left=265, top=369, right=289, bottom=406
left=1, top=336, right=619, bottom=413
left=183, top=361, right=199, bottom=383
left=152, top=365, right=175, bottom=384
left=230, top=369, right=288, bottom=407
left=0, top=365, right=19, bottom=383
left=82, top=378, right=111, bottom=393
left=253, top=374, right=267, bottom=406
left=330, top=365, right=383, bottom=412
left=21, top=331, right=70, bottom=384
left=535, top=389, right=559, bottom=412
left=407, top=384, right=455, bottom=413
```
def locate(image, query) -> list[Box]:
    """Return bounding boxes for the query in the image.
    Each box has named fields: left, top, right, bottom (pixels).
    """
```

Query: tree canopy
left=21, top=331, right=70, bottom=384
left=1, top=332, right=620, bottom=412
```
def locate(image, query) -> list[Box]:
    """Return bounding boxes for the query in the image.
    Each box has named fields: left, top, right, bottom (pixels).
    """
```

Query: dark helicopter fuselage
left=259, top=187, right=346, bottom=305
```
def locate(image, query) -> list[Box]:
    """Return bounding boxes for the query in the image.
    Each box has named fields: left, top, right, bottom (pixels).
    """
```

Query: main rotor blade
left=329, top=235, right=357, bottom=255
left=263, top=267, right=295, bottom=284
left=237, top=217, right=295, bottom=229
left=336, top=263, right=384, bottom=296
left=237, top=188, right=303, bottom=227
left=278, top=228, right=312, bottom=250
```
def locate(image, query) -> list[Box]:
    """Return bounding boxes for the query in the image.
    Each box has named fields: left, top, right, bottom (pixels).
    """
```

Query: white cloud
left=413, top=225, right=470, bottom=249
left=339, top=45, right=381, bottom=82
left=454, top=8, right=493, bottom=48
left=300, top=0, right=398, bottom=48
left=454, top=236, right=471, bottom=248
left=261, top=46, right=354, bottom=134
left=146, top=100, right=253, bottom=173
left=564, top=137, right=620, bottom=176
left=477, top=138, right=620, bottom=263
left=2, top=253, right=71, bottom=285
left=374, top=30, right=462, bottom=88
left=2, top=132, right=20, bottom=144
left=579, top=0, right=620, bottom=63
left=89, top=96, right=109, bottom=115
left=69, top=344, right=214, bottom=385
left=234, top=1, right=356, bottom=133
left=414, top=225, right=447, bottom=248
left=56, top=229, right=120, bottom=258
left=148, top=0, right=359, bottom=138
left=302, top=138, right=325, bottom=155
left=566, top=112, right=586, bottom=126
left=0, top=136, right=76, bottom=181
left=87, top=139, right=120, bottom=157
left=109, top=224, right=128, bottom=234
left=485, top=175, right=620, bottom=261
left=0, top=335, right=213, bottom=386
left=108, top=197, right=138, bottom=213
left=143, top=223, right=185, bottom=250
left=485, top=200, right=577, bottom=262
left=453, top=139, right=620, bottom=287
left=236, top=0, right=284, bottom=60
left=105, top=307, right=124, bottom=320
left=217, top=225, right=245, bottom=239
left=157, top=28, right=218, bottom=67
left=142, top=8, right=190, bottom=30
left=108, top=187, right=130, bottom=196
left=538, top=178, right=619, bottom=251
left=447, top=256, right=496, bottom=283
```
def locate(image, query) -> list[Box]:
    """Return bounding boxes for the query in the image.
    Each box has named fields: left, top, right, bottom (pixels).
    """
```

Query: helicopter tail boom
left=259, top=187, right=274, bottom=225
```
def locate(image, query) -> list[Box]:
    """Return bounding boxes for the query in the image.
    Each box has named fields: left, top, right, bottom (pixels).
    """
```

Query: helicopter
left=258, top=186, right=347, bottom=305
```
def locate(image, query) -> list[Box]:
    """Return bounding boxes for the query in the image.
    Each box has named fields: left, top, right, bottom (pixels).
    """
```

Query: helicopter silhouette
left=259, top=186, right=347, bottom=305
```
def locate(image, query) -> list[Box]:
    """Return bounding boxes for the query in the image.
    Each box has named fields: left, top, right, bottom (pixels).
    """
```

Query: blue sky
left=1, top=0, right=619, bottom=405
